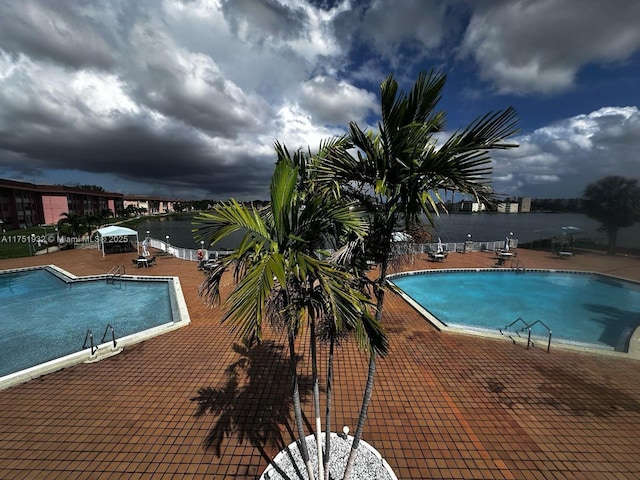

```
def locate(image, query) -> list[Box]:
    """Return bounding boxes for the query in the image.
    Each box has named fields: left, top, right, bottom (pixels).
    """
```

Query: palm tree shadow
left=191, top=340, right=314, bottom=479
left=585, top=303, right=640, bottom=351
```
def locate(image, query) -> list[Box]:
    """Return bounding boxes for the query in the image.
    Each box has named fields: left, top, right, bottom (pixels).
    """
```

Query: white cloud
left=71, top=72, right=140, bottom=121
left=272, top=102, right=345, bottom=152
left=360, top=0, right=446, bottom=56
left=298, top=76, right=378, bottom=125
left=491, top=106, right=640, bottom=197
left=219, top=0, right=347, bottom=62
left=460, top=0, right=640, bottom=94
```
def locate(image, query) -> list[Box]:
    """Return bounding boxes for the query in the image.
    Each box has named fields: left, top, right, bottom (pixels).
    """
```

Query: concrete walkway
left=1, top=247, right=639, bottom=479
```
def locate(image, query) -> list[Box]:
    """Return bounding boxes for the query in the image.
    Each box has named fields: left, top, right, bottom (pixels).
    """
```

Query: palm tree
left=195, top=143, right=386, bottom=479
left=313, top=69, right=519, bottom=479
left=84, top=213, right=101, bottom=238
left=98, top=208, right=114, bottom=226
left=582, top=176, right=640, bottom=255
left=57, top=212, right=84, bottom=237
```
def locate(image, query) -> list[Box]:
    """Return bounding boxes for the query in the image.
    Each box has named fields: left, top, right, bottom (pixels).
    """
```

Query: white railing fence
left=143, top=237, right=518, bottom=263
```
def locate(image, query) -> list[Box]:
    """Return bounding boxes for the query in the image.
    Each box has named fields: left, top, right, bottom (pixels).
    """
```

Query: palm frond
left=194, top=200, right=270, bottom=248
left=221, top=252, right=287, bottom=341
left=270, top=159, right=299, bottom=246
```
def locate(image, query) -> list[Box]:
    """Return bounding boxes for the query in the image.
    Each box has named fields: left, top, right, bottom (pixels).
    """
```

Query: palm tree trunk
left=342, top=350, right=377, bottom=480
left=310, top=320, right=324, bottom=480
left=288, top=333, right=315, bottom=479
left=342, top=262, right=388, bottom=480
left=323, top=334, right=335, bottom=480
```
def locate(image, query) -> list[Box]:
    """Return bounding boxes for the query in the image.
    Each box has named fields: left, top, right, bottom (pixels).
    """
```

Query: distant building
left=518, top=197, right=531, bottom=213
left=459, top=200, right=486, bottom=212
left=497, top=202, right=519, bottom=213
left=0, top=179, right=183, bottom=231
left=123, top=195, right=176, bottom=214
left=0, top=179, right=124, bottom=230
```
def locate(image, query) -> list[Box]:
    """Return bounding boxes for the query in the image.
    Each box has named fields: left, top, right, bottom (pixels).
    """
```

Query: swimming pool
left=390, top=269, right=640, bottom=353
left=0, top=266, right=191, bottom=389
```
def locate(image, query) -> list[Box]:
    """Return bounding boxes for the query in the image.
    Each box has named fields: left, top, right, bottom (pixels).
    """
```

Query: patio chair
left=428, top=251, right=446, bottom=262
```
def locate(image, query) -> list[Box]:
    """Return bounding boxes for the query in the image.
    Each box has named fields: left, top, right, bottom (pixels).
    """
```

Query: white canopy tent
left=97, top=226, right=139, bottom=257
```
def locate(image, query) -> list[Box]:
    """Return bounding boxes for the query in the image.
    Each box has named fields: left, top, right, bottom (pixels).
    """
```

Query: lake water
left=136, top=212, right=640, bottom=250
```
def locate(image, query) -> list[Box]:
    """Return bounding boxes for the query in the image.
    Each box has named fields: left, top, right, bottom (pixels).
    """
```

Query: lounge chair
left=495, top=257, right=506, bottom=267
left=202, top=260, right=218, bottom=272
left=428, top=251, right=447, bottom=262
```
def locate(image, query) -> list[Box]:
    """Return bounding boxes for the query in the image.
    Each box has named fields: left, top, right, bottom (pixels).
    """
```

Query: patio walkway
left=1, top=247, right=640, bottom=479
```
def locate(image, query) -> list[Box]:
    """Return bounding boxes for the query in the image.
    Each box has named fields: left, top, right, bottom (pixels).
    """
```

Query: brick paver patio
left=1, top=247, right=639, bottom=479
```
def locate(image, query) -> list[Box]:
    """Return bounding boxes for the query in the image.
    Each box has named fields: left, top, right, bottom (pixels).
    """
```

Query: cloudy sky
left=0, top=0, right=639, bottom=201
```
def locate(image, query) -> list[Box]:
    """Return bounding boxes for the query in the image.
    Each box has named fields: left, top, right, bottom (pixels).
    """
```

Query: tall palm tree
left=313, top=69, right=519, bottom=479
left=582, top=175, right=640, bottom=254
left=195, top=144, right=386, bottom=479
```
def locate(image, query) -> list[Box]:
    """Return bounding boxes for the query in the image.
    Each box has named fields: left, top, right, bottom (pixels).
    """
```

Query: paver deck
left=1, top=247, right=640, bottom=479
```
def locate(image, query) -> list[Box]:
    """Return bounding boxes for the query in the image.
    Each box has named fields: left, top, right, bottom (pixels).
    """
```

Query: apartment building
left=0, top=179, right=124, bottom=230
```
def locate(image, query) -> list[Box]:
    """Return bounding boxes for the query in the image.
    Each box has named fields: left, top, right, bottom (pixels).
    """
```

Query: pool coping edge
left=0, top=265, right=192, bottom=390
left=387, top=268, right=640, bottom=361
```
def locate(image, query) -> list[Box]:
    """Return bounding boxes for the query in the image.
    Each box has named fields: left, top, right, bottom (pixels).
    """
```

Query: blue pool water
left=391, top=270, right=640, bottom=351
left=0, top=268, right=174, bottom=377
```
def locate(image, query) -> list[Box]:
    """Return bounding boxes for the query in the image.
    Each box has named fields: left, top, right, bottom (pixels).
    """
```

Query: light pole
left=165, top=235, right=170, bottom=255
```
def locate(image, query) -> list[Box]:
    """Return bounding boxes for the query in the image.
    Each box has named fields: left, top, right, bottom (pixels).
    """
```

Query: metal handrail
left=499, top=317, right=529, bottom=336
left=510, top=259, right=525, bottom=272
left=83, top=329, right=98, bottom=355
left=499, top=317, right=552, bottom=353
left=101, top=324, right=117, bottom=348
left=107, top=265, right=125, bottom=284
left=526, top=320, right=552, bottom=353
left=107, top=265, right=123, bottom=276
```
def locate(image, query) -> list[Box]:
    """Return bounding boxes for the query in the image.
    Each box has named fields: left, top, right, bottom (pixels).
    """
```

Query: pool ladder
left=510, top=260, right=525, bottom=273
left=107, top=265, right=125, bottom=284
left=83, top=324, right=118, bottom=355
left=499, top=317, right=552, bottom=353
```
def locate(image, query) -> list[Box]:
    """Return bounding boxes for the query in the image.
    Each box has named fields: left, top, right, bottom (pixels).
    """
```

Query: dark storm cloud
left=0, top=0, right=118, bottom=70
left=1, top=118, right=177, bottom=174
left=0, top=116, right=275, bottom=199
